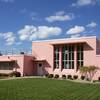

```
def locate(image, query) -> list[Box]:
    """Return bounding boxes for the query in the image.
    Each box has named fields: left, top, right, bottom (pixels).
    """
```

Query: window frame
left=62, top=45, right=74, bottom=69
left=54, top=46, right=60, bottom=69
left=77, top=44, right=84, bottom=69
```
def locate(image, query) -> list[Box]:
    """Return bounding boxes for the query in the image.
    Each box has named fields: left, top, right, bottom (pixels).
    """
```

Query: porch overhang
left=0, top=59, right=16, bottom=62
left=34, top=59, right=46, bottom=62
left=51, top=41, right=87, bottom=45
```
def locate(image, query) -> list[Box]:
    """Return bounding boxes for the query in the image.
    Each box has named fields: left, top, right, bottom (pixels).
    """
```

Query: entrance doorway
left=37, top=62, right=43, bottom=76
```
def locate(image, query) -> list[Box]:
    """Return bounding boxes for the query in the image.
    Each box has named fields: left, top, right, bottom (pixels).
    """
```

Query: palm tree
left=80, top=66, right=89, bottom=80
left=80, top=66, right=99, bottom=82
left=88, top=66, right=99, bottom=82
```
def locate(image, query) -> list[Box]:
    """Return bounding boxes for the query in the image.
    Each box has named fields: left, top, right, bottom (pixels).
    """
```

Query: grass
left=0, top=78, right=100, bottom=100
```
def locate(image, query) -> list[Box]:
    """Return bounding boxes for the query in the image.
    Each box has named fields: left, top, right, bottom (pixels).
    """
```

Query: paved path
left=0, top=76, right=44, bottom=81
left=0, top=76, right=100, bottom=84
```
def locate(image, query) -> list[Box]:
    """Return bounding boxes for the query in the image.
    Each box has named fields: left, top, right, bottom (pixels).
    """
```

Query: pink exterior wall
left=0, top=55, right=35, bottom=76
left=84, top=37, right=96, bottom=66
left=0, top=55, right=24, bottom=76
left=0, top=36, right=100, bottom=80
left=32, top=42, right=54, bottom=74
left=32, top=36, right=100, bottom=80
left=23, top=55, right=35, bottom=76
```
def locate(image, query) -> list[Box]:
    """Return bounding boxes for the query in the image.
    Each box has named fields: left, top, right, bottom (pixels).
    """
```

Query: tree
left=80, top=66, right=99, bottom=82
left=88, top=66, right=99, bottom=82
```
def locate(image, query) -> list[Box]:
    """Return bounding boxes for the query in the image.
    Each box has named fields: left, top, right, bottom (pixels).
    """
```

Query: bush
left=0, top=73, right=9, bottom=77
left=45, top=73, right=49, bottom=78
left=54, top=74, right=59, bottom=79
left=81, top=76, right=85, bottom=80
left=73, top=75, right=78, bottom=80
left=62, top=75, right=66, bottom=79
left=48, top=74, right=53, bottom=78
left=67, top=75, right=72, bottom=79
left=98, top=77, right=100, bottom=81
left=9, top=71, right=21, bottom=77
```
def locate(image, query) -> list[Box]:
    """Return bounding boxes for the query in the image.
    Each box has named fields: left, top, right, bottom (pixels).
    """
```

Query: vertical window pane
left=77, top=44, right=84, bottom=69
left=62, top=45, right=74, bottom=69
left=54, top=46, right=59, bottom=69
left=72, top=61, right=74, bottom=69
left=0, top=62, right=13, bottom=70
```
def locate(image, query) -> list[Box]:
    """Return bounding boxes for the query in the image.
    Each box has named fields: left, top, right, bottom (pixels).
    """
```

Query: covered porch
left=34, top=59, right=46, bottom=76
left=0, top=57, right=17, bottom=73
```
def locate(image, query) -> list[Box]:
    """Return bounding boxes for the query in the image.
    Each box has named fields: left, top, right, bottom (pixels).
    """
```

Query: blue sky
left=0, top=0, right=100, bottom=52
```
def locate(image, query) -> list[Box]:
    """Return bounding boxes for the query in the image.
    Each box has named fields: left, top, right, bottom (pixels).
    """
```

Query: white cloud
left=70, top=34, right=81, bottom=38
left=3, top=32, right=15, bottom=45
left=72, top=0, right=96, bottom=6
left=66, top=25, right=85, bottom=34
left=86, top=21, right=97, bottom=28
left=18, top=25, right=62, bottom=41
left=34, top=26, right=62, bottom=39
left=46, top=11, right=74, bottom=22
left=18, top=25, right=37, bottom=40
left=29, top=34, right=37, bottom=40
left=0, top=32, right=15, bottom=45
left=0, top=0, right=14, bottom=3
left=77, top=0, right=95, bottom=6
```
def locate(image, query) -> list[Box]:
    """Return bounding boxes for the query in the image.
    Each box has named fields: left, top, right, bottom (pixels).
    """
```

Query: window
left=62, top=45, right=74, bottom=69
left=0, top=62, right=13, bottom=70
left=77, top=44, right=84, bottom=69
left=54, top=46, right=59, bottom=69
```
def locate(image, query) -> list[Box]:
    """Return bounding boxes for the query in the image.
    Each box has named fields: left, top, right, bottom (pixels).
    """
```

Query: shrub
left=45, top=73, right=49, bottom=78
left=9, top=71, right=21, bottom=77
left=62, top=75, right=66, bottom=79
left=48, top=74, right=53, bottom=78
left=86, top=78, right=90, bottom=81
left=73, top=75, right=78, bottom=80
left=54, top=74, right=59, bottom=79
left=67, top=75, right=72, bottom=79
left=81, top=76, right=85, bottom=80
left=98, top=77, right=100, bottom=81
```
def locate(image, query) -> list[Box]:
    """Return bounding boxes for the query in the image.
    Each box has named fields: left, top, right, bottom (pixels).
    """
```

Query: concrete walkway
left=0, top=76, right=100, bottom=84
left=0, top=76, right=43, bottom=81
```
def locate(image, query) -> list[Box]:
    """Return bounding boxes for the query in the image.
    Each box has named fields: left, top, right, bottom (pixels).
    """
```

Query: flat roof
left=32, top=36, right=96, bottom=43
left=0, top=54, right=33, bottom=57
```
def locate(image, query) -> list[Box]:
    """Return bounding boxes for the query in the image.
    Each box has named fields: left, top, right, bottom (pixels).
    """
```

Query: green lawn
left=0, top=78, right=100, bottom=100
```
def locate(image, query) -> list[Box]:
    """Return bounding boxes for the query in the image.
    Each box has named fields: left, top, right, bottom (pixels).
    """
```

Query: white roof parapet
left=32, top=36, right=96, bottom=43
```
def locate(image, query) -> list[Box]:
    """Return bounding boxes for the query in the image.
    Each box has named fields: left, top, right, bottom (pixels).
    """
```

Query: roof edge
left=32, top=36, right=97, bottom=43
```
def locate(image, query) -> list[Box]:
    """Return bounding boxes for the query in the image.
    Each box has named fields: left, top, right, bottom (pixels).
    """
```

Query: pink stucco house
left=0, top=36, right=100, bottom=80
